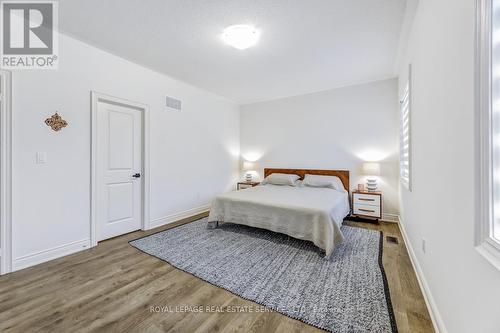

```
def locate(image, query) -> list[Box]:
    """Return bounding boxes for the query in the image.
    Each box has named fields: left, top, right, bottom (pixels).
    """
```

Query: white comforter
left=208, top=184, right=350, bottom=258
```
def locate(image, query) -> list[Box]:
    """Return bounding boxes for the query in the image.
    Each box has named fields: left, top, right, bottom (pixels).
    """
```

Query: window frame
left=476, top=0, right=500, bottom=270
left=400, top=65, right=412, bottom=191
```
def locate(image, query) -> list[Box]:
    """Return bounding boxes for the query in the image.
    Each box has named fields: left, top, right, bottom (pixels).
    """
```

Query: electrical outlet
left=422, top=238, right=427, bottom=254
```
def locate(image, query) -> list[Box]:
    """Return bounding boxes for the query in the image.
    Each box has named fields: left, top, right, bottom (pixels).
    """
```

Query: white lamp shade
left=243, top=161, right=255, bottom=171
left=362, top=162, right=381, bottom=176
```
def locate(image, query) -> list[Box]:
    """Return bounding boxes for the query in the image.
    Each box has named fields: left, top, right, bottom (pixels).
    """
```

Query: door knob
left=132, top=173, right=141, bottom=178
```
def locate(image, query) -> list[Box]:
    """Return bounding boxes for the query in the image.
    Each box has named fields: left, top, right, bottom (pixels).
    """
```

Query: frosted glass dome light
left=222, top=25, right=260, bottom=50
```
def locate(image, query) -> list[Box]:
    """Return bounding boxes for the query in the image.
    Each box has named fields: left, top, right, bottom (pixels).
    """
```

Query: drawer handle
left=359, top=198, right=375, bottom=201
left=359, top=208, right=375, bottom=213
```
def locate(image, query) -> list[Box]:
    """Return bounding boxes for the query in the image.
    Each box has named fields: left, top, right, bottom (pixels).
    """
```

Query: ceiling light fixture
left=221, top=24, right=260, bottom=50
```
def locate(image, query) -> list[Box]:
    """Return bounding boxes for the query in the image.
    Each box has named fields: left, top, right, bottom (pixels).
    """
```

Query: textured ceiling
left=59, top=0, right=407, bottom=104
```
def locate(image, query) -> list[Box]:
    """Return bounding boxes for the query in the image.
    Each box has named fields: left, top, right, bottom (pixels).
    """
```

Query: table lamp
left=362, top=162, right=380, bottom=192
left=243, top=161, right=255, bottom=182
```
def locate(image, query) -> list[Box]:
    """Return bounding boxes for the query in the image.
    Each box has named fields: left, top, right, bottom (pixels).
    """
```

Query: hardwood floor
left=0, top=214, right=434, bottom=333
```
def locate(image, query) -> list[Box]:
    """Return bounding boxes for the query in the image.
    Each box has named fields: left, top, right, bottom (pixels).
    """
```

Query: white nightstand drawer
left=353, top=204, right=381, bottom=218
left=353, top=193, right=380, bottom=206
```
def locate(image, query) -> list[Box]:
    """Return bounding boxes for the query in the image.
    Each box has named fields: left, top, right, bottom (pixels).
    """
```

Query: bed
left=208, top=168, right=350, bottom=258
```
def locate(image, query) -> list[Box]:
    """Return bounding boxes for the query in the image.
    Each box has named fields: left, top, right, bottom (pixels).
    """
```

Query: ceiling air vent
left=166, top=96, right=182, bottom=111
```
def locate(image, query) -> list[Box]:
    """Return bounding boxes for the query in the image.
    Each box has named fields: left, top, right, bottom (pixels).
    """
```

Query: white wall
left=9, top=33, right=239, bottom=270
left=398, top=1, right=500, bottom=332
left=240, top=79, right=400, bottom=218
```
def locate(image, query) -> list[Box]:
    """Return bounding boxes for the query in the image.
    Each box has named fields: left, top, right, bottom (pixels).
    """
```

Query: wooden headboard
left=264, top=168, right=350, bottom=192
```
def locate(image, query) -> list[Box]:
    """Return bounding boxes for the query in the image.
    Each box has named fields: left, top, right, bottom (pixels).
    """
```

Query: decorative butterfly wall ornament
left=45, top=112, right=68, bottom=132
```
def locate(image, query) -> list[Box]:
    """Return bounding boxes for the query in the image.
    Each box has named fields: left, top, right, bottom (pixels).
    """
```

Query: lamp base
left=366, top=178, right=377, bottom=192
left=245, top=173, right=253, bottom=182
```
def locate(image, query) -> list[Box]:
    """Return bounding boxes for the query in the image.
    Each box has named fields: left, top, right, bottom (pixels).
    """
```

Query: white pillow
left=262, top=173, right=300, bottom=186
left=303, top=174, right=346, bottom=192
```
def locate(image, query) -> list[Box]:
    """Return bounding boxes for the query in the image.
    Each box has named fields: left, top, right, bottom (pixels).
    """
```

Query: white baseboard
left=397, top=216, right=447, bottom=333
left=12, top=239, right=91, bottom=272
left=381, top=213, right=400, bottom=223
left=148, top=204, right=210, bottom=230
left=8, top=205, right=210, bottom=272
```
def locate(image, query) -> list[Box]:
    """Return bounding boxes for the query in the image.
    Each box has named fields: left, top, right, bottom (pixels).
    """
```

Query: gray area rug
left=130, top=218, right=397, bottom=333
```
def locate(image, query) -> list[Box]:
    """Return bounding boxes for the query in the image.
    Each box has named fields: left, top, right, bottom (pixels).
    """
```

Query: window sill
left=476, top=239, right=500, bottom=272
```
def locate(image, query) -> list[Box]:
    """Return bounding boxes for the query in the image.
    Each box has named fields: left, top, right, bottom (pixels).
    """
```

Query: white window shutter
left=400, top=69, right=411, bottom=190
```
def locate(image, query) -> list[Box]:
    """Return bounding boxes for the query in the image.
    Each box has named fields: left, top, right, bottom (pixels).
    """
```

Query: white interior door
left=96, top=101, right=142, bottom=241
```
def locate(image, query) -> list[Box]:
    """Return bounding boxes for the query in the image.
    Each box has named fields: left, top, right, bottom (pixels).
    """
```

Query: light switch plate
left=36, top=152, right=47, bottom=164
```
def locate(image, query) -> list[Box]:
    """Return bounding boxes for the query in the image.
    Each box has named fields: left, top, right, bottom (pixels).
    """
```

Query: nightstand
left=351, top=190, right=382, bottom=221
left=237, top=181, right=260, bottom=190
